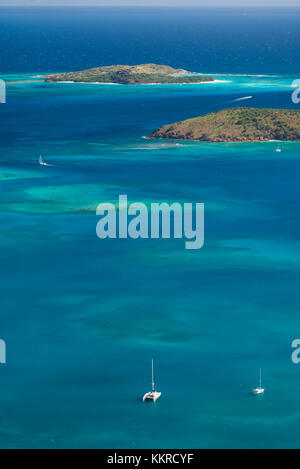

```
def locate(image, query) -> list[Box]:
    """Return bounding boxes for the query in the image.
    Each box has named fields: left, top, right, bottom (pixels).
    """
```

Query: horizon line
left=0, top=5, right=299, bottom=8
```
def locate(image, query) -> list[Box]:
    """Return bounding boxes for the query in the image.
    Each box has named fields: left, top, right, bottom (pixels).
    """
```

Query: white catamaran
left=142, top=359, right=161, bottom=402
left=252, top=368, right=265, bottom=395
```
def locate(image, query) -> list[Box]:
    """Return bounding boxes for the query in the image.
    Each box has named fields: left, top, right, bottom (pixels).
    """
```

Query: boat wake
left=233, top=96, right=253, bottom=101
left=226, top=96, right=253, bottom=104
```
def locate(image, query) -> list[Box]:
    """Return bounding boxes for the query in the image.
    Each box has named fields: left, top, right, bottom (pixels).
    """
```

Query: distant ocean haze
left=0, top=7, right=299, bottom=74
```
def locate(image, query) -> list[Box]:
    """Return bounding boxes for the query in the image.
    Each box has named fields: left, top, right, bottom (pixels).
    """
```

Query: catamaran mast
left=259, top=368, right=262, bottom=388
left=152, top=359, right=155, bottom=392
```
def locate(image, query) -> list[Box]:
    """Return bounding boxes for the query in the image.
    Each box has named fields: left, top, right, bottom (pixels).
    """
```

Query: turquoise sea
left=0, top=7, right=300, bottom=449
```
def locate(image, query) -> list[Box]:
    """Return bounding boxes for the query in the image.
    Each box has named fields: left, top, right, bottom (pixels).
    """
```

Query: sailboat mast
left=259, top=368, right=262, bottom=388
left=152, top=359, right=155, bottom=392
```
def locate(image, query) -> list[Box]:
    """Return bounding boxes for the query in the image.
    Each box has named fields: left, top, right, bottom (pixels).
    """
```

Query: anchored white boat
left=275, top=148, right=282, bottom=153
left=252, top=368, right=265, bottom=395
left=142, top=359, right=161, bottom=402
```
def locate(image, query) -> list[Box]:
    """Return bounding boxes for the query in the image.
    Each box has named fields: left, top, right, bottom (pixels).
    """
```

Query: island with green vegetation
left=44, top=63, right=215, bottom=85
left=148, top=108, right=300, bottom=142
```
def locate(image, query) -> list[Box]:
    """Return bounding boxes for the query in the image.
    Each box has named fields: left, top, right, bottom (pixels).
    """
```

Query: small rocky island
left=44, top=63, right=215, bottom=85
left=148, top=108, right=300, bottom=142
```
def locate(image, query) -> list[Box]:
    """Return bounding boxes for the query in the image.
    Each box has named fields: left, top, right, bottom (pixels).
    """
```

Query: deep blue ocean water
left=0, top=7, right=300, bottom=449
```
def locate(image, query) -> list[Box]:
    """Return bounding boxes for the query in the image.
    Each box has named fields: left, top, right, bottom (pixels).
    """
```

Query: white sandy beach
left=47, top=78, right=229, bottom=85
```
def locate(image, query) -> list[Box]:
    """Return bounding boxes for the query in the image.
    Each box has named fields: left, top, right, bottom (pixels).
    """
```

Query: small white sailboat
left=39, top=155, right=52, bottom=166
left=142, top=359, right=161, bottom=402
left=252, top=368, right=265, bottom=395
left=275, top=147, right=282, bottom=153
